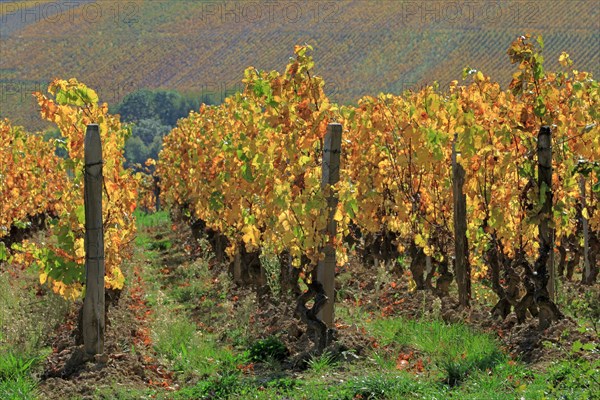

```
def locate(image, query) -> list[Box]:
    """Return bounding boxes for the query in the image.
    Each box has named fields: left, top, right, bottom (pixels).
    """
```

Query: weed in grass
left=567, top=288, right=600, bottom=336
left=0, top=273, right=69, bottom=355
left=92, top=383, right=158, bottom=400
left=342, top=373, right=427, bottom=400
left=248, top=336, right=288, bottom=363
left=219, top=293, right=255, bottom=347
left=259, top=250, right=281, bottom=298
left=0, top=352, right=39, bottom=380
left=457, top=361, right=540, bottom=400
left=149, top=238, right=173, bottom=251
left=264, top=376, right=298, bottom=391
left=153, top=315, right=238, bottom=378
left=134, top=233, right=152, bottom=248
left=534, top=342, right=600, bottom=399
left=0, top=269, right=68, bottom=400
left=172, top=371, right=242, bottom=400
left=236, top=377, right=301, bottom=399
left=0, top=374, right=39, bottom=400
left=168, top=259, right=213, bottom=305
left=0, top=351, right=43, bottom=400
left=307, top=351, right=338, bottom=374
left=371, top=351, right=396, bottom=370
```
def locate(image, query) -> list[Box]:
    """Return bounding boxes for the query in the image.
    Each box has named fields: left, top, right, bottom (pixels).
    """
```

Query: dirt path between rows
left=38, top=229, right=173, bottom=399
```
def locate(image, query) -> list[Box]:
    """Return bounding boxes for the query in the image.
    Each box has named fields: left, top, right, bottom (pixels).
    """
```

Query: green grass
left=124, top=208, right=600, bottom=400
left=0, top=351, right=43, bottom=400
left=153, top=307, right=241, bottom=379
left=0, top=262, right=69, bottom=400
left=306, top=351, right=339, bottom=375
left=0, top=375, right=39, bottom=400
left=371, top=317, right=505, bottom=385
left=89, top=384, right=158, bottom=400
left=136, top=209, right=240, bottom=379
left=135, top=210, right=171, bottom=229
left=170, top=371, right=243, bottom=400
left=134, top=210, right=171, bottom=249
left=166, top=259, right=213, bottom=305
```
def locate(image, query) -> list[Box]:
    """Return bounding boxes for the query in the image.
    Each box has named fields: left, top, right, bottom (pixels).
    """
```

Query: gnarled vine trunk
left=409, top=242, right=427, bottom=290
left=295, top=278, right=332, bottom=355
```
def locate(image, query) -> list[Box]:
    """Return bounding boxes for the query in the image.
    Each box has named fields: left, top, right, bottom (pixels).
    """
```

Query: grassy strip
left=371, top=317, right=504, bottom=385
left=0, top=250, right=68, bottom=400
left=104, top=211, right=600, bottom=399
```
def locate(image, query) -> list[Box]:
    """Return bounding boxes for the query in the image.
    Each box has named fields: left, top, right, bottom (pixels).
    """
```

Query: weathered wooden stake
left=580, top=176, right=591, bottom=282
left=153, top=175, right=161, bottom=212
left=233, top=247, right=243, bottom=284
left=537, top=126, right=555, bottom=300
left=452, top=135, right=471, bottom=308
left=82, top=124, right=105, bottom=356
left=316, top=123, right=342, bottom=327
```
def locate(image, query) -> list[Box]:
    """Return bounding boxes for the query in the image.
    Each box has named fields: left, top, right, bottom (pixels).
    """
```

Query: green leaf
left=236, top=149, right=247, bottom=161
left=76, top=87, right=99, bottom=104
left=533, top=55, right=545, bottom=80
left=0, top=242, right=7, bottom=261
left=536, top=35, right=544, bottom=50
left=209, top=191, right=224, bottom=211
left=582, top=343, right=596, bottom=352
left=572, top=340, right=583, bottom=352
left=75, top=205, right=85, bottom=225
left=534, top=96, right=546, bottom=117
left=241, top=162, right=254, bottom=182
left=344, top=198, right=358, bottom=219
left=299, top=155, right=311, bottom=166
left=13, top=220, right=29, bottom=229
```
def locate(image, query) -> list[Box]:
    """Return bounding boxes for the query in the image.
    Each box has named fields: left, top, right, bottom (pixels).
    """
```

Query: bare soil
left=38, top=261, right=173, bottom=399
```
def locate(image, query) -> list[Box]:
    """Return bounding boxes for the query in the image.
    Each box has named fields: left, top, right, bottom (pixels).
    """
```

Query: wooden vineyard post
left=153, top=174, right=161, bottom=212
left=533, top=125, right=563, bottom=329
left=82, top=124, right=105, bottom=356
left=452, top=135, right=471, bottom=308
left=316, top=123, right=342, bottom=327
left=537, top=126, right=555, bottom=300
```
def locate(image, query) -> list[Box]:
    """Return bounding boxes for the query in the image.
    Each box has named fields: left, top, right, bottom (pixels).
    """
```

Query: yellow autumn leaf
left=333, top=207, right=344, bottom=222
left=407, top=278, right=416, bottom=292
left=39, top=272, right=48, bottom=284
left=558, top=52, right=571, bottom=67
left=106, top=267, right=125, bottom=290
left=415, top=233, right=427, bottom=248
left=75, top=237, right=85, bottom=259
left=242, top=225, right=260, bottom=247
left=582, top=207, right=589, bottom=220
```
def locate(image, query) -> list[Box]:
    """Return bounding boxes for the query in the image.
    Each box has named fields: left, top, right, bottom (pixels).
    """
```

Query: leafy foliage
left=6, top=79, right=138, bottom=298
left=247, top=336, right=288, bottom=363
left=159, top=37, right=598, bottom=288
left=0, top=119, right=65, bottom=244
